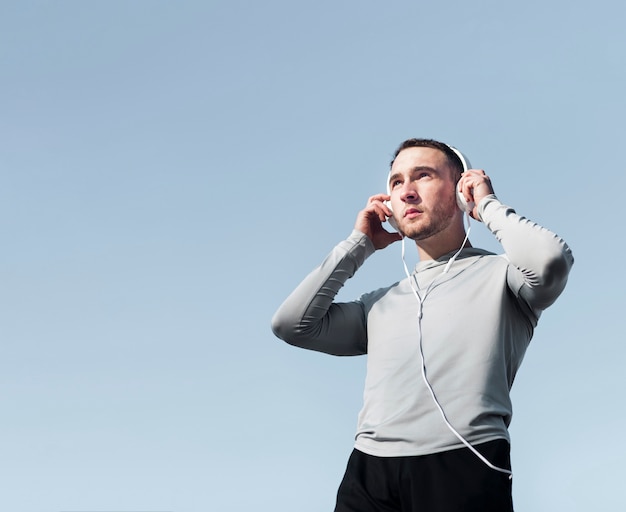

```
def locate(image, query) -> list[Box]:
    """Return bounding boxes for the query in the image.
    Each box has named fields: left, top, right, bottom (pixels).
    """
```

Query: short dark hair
left=390, top=138, right=464, bottom=181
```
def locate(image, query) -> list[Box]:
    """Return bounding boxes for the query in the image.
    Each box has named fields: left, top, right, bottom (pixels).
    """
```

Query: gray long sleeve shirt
left=272, top=195, right=574, bottom=457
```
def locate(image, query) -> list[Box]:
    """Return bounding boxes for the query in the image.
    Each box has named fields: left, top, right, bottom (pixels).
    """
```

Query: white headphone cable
left=399, top=213, right=513, bottom=479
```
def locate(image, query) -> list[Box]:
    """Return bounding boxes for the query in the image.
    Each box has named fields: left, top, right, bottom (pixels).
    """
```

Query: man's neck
left=415, top=232, right=472, bottom=261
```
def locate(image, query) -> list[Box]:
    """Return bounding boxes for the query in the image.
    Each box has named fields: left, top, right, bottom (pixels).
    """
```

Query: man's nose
left=400, top=183, right=418, bottom=202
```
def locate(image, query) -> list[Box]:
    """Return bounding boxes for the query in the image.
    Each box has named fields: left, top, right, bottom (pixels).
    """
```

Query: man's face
left=388, top=146, right=460, bottom=241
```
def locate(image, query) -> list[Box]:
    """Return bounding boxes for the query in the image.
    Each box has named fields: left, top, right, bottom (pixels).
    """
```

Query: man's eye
left=391, top=180, right=402, bottom=188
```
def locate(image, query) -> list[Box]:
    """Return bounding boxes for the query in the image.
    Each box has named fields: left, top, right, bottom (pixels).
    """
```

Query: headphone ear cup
left=456, top=185, right=474, bottom=213
left=385, top=180, right=400, bottom=232
left=385, top=200, right=399, bottom=231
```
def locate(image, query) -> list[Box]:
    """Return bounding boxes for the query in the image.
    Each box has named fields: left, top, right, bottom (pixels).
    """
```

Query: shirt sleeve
left=271, top=230, right=376, bottom=356
left=477, top=195, right=574, bottom=317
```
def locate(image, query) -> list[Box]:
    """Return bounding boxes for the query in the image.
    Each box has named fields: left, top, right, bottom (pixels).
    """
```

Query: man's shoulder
left=357, top=280, right=403, bottom=309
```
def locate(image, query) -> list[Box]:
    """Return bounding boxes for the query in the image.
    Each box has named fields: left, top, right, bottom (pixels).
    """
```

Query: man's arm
left=459, top=169, right=574, bottom=317
left=478, top=195, right=574, bottom=312
left=271, top=194, right=401, bottom=356
left=271, top=231, right=374, bottom=356
left=459, top=169, right=573, bottom=313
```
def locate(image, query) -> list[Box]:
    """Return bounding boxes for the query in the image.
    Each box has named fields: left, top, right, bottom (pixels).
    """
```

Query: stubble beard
left=399, top=195, right=458, bottom=241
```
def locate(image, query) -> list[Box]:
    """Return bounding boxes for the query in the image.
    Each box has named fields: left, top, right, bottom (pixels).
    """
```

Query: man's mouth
left=404, top=208, right=422, bottom=218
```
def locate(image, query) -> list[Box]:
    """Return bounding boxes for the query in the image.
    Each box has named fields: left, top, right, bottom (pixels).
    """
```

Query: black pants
left=335, top=440, right=513, bottom=512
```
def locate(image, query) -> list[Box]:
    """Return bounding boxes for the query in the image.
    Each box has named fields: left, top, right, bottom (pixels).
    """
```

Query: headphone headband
left=446, top=144, right=471, bottom=173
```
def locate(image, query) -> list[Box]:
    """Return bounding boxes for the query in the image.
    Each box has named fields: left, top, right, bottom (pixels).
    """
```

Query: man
left=271, top=138, right=573, bottom=511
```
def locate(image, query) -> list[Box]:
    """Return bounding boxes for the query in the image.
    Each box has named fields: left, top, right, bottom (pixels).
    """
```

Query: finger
left=457, top=174, right=473, bottom=202
left=366, top=198, right=393, bottom=220
left=460, top=171, right=491, bottom=194
left=367, top=193, right=391, bottom=206
left=462, top=170, right=490, bottom=185
left=358, top=205, right=386, bottom=228
left=370, top=203, right=390, bottom=223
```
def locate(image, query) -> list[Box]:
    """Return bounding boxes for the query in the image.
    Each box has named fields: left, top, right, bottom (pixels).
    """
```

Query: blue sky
left=1, top=1, right=624, bottom=511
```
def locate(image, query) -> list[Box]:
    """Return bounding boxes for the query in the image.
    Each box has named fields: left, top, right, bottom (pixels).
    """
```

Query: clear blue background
left=1, top=1, right=624, bottom=511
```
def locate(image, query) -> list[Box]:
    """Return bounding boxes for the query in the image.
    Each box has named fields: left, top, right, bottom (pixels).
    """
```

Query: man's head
left=387, top=139, right=467, bottom=247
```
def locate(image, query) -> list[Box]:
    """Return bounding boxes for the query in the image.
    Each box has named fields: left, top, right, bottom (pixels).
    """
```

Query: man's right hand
left=354, top=194, right=403, bottom=250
